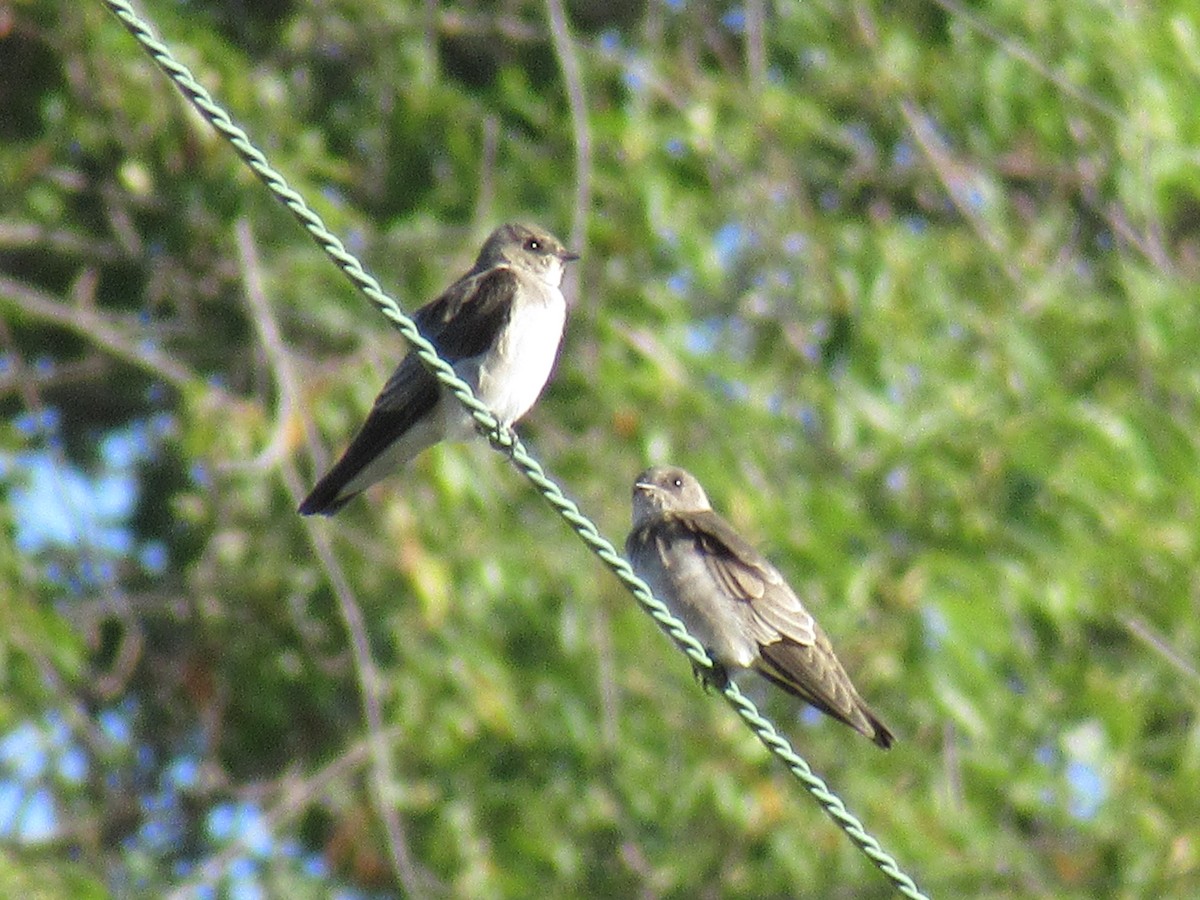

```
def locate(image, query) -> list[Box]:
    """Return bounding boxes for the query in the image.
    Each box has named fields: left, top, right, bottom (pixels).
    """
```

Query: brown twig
left=234, top=219, right=429, bottom=898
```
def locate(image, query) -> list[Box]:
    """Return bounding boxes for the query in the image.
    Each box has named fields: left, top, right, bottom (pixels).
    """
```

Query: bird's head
left=477, top=222, right=578, bottom=287
left=631, top=465, right=712, bottom=525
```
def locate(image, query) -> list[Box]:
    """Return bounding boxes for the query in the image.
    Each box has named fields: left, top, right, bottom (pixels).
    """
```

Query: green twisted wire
left=101, top=2, right=929, bottom=896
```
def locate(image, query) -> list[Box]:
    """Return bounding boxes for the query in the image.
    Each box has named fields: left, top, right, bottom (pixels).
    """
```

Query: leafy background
left=2, top=0, right=1198, bottom=896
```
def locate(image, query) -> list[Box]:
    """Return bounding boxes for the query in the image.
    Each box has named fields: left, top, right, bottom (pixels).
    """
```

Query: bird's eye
left=525, top=238, right=541, bottom=252
left=672, top=477, right=683, bottom=488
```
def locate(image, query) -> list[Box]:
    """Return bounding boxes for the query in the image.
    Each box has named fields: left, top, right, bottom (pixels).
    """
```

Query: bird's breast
left=474, top=282, right=567, bottom=426
left=645, top=539, right=761, bottom=670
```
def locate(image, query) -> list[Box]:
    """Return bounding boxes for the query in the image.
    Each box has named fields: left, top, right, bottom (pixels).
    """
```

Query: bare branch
left=235, top=220, right=429, bottom=898
left=1125, top=615, right=1200, bottom=687
left=0, top=273, right=211, bottom=394
left=166, top=726, right=402, bottom=900
left=545, top=0, right=592, bottom=301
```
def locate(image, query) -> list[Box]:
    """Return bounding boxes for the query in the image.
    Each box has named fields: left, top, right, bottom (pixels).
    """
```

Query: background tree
left=1, top=0, right=1198, bottom=896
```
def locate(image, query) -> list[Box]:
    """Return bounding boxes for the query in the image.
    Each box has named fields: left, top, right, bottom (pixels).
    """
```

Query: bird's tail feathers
left=755, top=650, right=895, bottom=749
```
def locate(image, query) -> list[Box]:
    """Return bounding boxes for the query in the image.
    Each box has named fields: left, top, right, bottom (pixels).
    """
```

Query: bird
left=625, top=465, right=894, bottom=748
left=299, top=222, right=578, bottom=516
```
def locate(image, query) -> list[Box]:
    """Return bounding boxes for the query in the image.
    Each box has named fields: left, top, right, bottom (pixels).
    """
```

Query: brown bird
left=625, top=465, right=894, bottom=748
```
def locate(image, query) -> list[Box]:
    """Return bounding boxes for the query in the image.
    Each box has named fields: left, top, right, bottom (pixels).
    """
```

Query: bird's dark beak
left=561, top=250, right=581, bottom=263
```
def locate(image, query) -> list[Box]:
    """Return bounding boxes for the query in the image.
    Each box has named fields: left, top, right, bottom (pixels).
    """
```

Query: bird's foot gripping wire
left=692, top=653, right=730, bottom=694
left=485, top=422, right=519, bottom=456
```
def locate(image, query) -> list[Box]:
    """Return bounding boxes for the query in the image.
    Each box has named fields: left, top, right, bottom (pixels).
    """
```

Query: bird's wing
left=624, top=523, right=652, bottom=564
left=676, top=510, right=817, bottom=647
left=757, top=638, right=895, bottom=748
left=297, top=356, right=439, bottom=515
left=298, top=265, right=520, bottom=516
left=682, top=512, right=892, bottom=746
left=641, top=512, right=894, bottom=748
left=413, top=265, right=520, bottom=362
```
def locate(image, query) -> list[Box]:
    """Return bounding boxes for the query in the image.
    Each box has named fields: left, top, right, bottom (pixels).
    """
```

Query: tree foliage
left=2, top=0, right=1199, bottom=896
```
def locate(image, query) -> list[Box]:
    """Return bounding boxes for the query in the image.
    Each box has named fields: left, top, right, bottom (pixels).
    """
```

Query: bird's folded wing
left=297, top=357, right=439, bottom=515
left=680, top=511, right=817, bottom=647
left=756, top=640, right=856, bottom=718
left=414, top=265, right=520, bottom=361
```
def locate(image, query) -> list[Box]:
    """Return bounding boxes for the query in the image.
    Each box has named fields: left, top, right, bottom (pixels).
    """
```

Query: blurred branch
left=926, top=0, right=1180, bottom=273
left=745, top=0, right=766, bottom=95
left=589, top=34, right=742, bottom=183
left=474, top=114, right=499, bottom=232
left=592, top=602, right=620, bottom=752
left=0, top=313, right=147, bottom=705
left=941, top=721, right=963, bottom=812
left=231, top=219, right=324, bottom=472
left=0, top=221, right=127, bottom=262
left=545, top=0, right=592, bottom=292
left=439, top=8, right=543, bottom=43
left=0, top=354, right=111, bottom=398
left=924, top=0, right=1122, bottom=122
left=166, top=725, right=401, bottom=900
left=234, top=219, right=429, bottom=898
left=0, top=273, right=210, bottom=394
left=1094, top=196, right=1174, bottom=274
left=1124, top=615, right=1200, bottom=687
left=897, top=98, right=1022, bottom=280
left=99, top=178, right=144, bottom=256
left=289, top=476, right=432, bottom=897
left=852, top=2, right=1024, bottom=286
